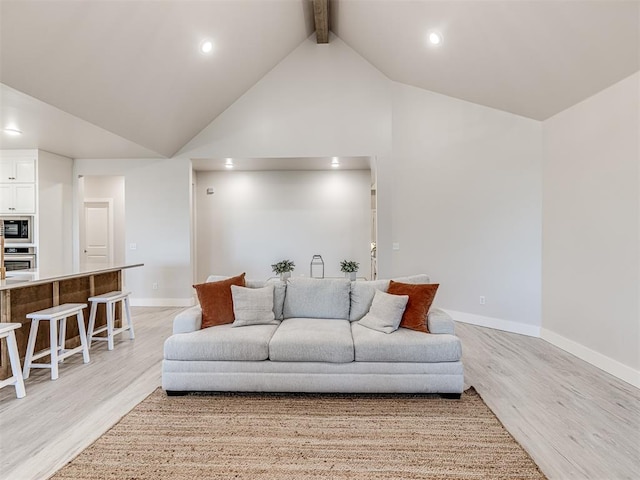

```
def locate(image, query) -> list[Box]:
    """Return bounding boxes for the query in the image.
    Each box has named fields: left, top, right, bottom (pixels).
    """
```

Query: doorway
left=77, top=175, right=125, bottom=268
left=81, top=199, right=113, bottom=265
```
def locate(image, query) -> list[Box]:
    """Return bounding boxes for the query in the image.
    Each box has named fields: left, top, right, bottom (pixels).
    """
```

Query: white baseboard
left=541, top=328, right=640, bottom=389
left=444, top=309, right=541, bottom=337
left=130, top=298, right=195, bottom=307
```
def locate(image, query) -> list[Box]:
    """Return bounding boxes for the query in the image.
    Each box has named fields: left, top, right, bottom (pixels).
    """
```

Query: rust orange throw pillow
left=193, top=273, right=246, bottom=329
left=387, top=281, right=439, bottom=333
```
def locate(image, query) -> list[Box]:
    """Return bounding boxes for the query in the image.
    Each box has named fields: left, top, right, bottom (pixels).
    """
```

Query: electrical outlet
left=479, top=296, right=486, bottom=305
left=392, top=242, right=400, bottom=251
left=129, top=243, right=137, bottom=250
left=152, top=283, right=158, bottom=290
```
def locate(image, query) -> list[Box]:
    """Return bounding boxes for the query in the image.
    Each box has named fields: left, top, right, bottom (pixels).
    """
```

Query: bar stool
left=0, top=323, right=26, bottom=398
left=23, top=303, right=90, bottom=381
left=87, top=291, right=135, bottom=350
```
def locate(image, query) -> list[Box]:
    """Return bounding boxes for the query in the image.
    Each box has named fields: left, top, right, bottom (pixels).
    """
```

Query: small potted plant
left=340, top=260, right=359, bottom=281
left=271, top=259, right=295, bottom=281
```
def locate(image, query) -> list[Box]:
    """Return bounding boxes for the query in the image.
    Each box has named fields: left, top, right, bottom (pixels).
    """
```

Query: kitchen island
left=0, top=263, right=143, bottom=380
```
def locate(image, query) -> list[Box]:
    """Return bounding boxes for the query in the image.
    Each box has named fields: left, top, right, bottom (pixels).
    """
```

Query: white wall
left=542, top=72, right=640, bottom=387
left=195, top=169, right=371, bottom=282
left=74, top=158, right=193, bottom=306
left=38, top=150, right=74, bottom=273
left=80, top=175, right=126, bottom=264
left=391, top=83, right=543, bottom=332
left=178, top=33, right=545, bottom=333
left=178, top=34, right=394, bottom=276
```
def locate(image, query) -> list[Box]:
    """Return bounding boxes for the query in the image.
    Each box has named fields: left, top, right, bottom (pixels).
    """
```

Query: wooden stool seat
left=87, top=291, right=135, bottom=351
left=23, top=303, right=90, bottom=381
left=0, top=323, right=26, bottom=398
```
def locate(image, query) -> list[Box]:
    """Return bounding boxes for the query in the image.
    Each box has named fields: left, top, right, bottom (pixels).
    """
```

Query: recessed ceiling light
left=200, top=40, right=214, bottom=54
left=3, top=127, right=22, bottom=136
left=428, top=31, right=443, bottom=46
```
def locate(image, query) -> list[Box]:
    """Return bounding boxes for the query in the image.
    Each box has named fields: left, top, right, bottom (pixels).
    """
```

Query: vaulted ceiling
left=1, top=0, right=638, bottom=159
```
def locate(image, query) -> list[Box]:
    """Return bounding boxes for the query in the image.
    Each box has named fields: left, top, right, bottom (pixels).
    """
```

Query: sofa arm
left=428, top=308, right=455, bottom=334
left=173, top=306, right=202, bottom=334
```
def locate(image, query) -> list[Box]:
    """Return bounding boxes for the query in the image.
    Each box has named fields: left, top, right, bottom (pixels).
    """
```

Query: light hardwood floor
left=0, top=308, right=638, bottom=480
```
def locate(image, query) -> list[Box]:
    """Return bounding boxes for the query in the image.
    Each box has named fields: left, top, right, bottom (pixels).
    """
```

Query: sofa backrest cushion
left=265, top=279, right=287, bottom=320
left=349, top=279, right=390, bottom=322
left=283, top=277, right=351, bottom=320
left=206, top=275, right=265, bottom=289
left=349, top=274, right=431, bottom=321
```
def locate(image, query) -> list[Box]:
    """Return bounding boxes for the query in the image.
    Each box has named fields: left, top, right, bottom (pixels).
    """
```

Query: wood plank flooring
left=0, top=307, right=180, bottom=480
left=457, top=322, right=640, bottom=480
left=0, top=308, right=638, bottom=480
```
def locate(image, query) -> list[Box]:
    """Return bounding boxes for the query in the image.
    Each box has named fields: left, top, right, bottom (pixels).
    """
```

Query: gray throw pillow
left=231, top=284, right=279, bottom=327
left=358, top=289, right=409, bottom=334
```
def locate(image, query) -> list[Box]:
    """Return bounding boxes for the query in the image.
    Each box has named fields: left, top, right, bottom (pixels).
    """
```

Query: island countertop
left=0, top=263, right=144, bottom=291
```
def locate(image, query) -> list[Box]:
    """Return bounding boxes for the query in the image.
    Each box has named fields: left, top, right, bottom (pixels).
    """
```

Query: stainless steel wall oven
left=3, top=247, right=36, bottom=271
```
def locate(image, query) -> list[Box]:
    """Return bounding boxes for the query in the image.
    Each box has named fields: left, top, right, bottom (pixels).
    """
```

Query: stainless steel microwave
left=1, top=217, right=33, bottom=243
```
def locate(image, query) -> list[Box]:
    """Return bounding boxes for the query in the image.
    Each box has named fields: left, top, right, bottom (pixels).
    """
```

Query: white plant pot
left=345, top=271, right=357, bottom=281
left=280, top=271, right=291, bottom=281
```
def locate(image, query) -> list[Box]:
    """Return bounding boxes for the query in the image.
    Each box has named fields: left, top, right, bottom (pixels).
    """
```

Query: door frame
left=81, top=198, right=114, bottom=266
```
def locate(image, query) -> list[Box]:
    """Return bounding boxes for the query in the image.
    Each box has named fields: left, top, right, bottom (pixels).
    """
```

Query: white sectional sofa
left=162, top=275, right=463, bottom=397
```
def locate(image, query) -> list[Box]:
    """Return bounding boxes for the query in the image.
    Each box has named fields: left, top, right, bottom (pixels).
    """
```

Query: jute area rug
left=51, top=387, right=546, bottom=479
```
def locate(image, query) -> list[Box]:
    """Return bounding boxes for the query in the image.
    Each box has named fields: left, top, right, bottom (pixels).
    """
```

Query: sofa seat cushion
left=164, top=323, right=279, bottom=361
left=269, top=318, right=354, bottom=363
left=351, top=322, right=461, bottom=363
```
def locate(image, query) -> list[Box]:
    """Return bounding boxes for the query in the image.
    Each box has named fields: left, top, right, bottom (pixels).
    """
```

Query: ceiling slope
left=1, top=1, right=638, bottom=160
left=330, top=0, right=639, bottom=120
left=0, top=0, right=315, bottom=157
left=0, top=83, right=163, bottom=159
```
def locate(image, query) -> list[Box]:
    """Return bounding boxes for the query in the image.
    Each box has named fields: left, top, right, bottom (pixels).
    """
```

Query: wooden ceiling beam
left=313, top=0, right=329, bottom=44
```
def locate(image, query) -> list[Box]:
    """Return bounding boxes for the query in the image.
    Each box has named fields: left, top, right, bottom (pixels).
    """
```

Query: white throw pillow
left=231, top=284, right=278, bottom=327
left=357, top=289, right=409, bottom=334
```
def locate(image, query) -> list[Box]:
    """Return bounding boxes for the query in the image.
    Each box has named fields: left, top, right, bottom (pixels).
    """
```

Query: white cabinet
left=0, top=157, right=36, bottom=213
left=0, top=158, right=36, bottom=183
left=0, top=184, right=36, bottom=213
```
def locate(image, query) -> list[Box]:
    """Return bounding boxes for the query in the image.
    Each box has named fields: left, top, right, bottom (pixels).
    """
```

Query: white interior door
left=82, top=200, right=113, bottom=265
